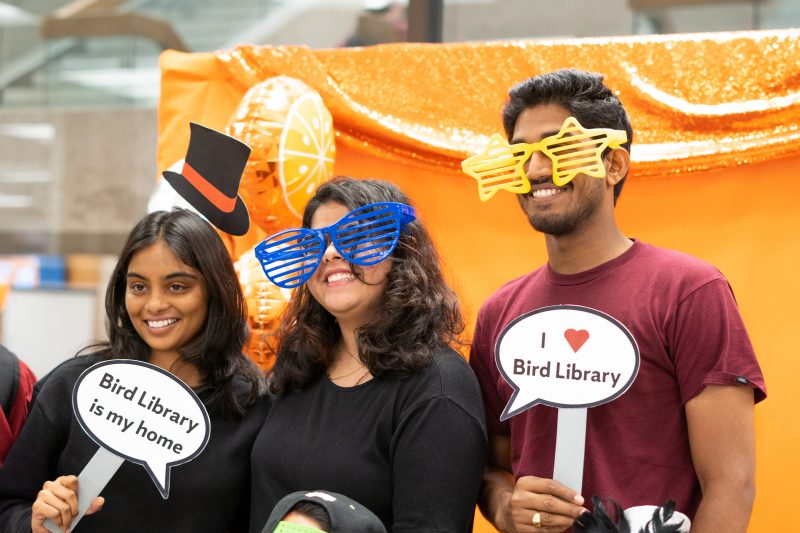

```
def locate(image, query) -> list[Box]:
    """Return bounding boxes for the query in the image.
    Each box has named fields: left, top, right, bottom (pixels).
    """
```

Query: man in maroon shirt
left=468, top=69, right=766, bottom=533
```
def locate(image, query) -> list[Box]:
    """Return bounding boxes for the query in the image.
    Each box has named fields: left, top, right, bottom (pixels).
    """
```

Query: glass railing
left=0, top=0, right=286, bottom=260
left=3, top=0, right=800, bottom=109
left=630, top=0, right=800, bottom=35
left=441, top=0, right=800, bottom=41
left=0, top=0, right=283, bottom=108
left=1, top=0, right=798, bottom=258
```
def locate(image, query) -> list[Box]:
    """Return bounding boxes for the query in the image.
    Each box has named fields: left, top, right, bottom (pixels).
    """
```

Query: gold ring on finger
left=532, top=511, right=542, bottom=528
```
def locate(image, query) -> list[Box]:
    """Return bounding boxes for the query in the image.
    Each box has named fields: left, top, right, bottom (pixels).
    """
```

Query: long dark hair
left=94, top=208, right=262, bottom=417
left=269, top=177, right=464, bottom=396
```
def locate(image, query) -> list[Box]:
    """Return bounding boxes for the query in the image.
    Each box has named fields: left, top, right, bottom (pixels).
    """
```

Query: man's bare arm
left=479, top=435, right=515, bottom=531
left=686, top=385, right=756, bottom=533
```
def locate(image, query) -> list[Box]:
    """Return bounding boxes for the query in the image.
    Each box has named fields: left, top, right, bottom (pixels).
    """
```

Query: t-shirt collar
left=544, top=239, right=642, bottom=286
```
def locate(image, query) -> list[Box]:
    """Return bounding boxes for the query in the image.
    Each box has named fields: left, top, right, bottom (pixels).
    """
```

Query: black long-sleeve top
left=0, top=355, right=270, bottom=533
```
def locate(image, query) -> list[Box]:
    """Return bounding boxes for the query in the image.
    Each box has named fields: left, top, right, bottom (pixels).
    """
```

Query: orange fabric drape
left=157, top=29, right=800, bottom=532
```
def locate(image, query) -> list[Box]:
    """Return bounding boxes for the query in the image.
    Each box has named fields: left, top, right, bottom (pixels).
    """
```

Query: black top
left=249, top=348, right=488, bottom=533
left=0, top=354, right=270, bottom=533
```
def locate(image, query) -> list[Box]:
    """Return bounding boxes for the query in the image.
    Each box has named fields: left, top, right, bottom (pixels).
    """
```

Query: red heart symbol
left=564, top=329, right=589, bottom=353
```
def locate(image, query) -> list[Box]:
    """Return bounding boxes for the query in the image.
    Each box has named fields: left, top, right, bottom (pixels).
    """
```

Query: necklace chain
left=327, top=343, right=370, bottom=383
left=354, top=368, right=371, bottom=385
left=328, top=365, right=364, bottom=381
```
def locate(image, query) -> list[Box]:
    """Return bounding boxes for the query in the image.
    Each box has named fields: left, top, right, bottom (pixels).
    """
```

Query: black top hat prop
left=261, top=490, right=387, bottom=533
left=163, top=122, right=251, bottom=236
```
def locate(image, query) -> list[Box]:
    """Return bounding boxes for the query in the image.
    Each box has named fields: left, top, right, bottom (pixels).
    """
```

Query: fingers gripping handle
left=43, top=447, right=124, bottom=532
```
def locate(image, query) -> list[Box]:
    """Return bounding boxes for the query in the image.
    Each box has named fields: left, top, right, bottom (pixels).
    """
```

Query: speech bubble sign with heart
left=496, top=304, right=640, bottom=420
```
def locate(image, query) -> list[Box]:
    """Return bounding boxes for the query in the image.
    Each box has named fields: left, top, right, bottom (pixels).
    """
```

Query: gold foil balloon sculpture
left=226, top=76, right=336, bottom=234
left=235, top=248, right=289, bottom=370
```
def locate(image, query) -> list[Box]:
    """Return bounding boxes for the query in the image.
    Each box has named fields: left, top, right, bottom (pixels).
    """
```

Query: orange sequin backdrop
left=157, top=29, right=800, bottom=532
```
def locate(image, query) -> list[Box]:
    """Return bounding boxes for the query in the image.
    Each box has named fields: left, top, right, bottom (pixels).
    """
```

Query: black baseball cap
left=262, top=490, right=386, bottom=533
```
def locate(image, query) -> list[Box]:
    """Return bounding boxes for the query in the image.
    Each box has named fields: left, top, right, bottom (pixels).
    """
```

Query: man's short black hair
left=502, top=69, right=633, bottom=204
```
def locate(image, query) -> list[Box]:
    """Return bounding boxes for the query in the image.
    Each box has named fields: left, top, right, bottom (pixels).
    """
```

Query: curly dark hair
left=92, top=208, right=263, bottom=417
left=502, top=69, right=633, bottom=204
left=269, top=177, right=464, bottom=396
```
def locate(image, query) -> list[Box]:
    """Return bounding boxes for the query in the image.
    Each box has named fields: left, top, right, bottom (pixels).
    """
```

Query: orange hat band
left=181, top=161, right=237, bottom=213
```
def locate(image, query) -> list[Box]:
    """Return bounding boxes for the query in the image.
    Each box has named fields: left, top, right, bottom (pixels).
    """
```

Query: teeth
left=531, top=188, right=564, bottom=198
left=147, top=318, right=177, bottom=328
left=327, top=272, right=355, bottom=283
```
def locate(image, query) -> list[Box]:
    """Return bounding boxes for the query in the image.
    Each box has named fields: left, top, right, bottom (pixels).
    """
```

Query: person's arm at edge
left=479, top=435, right=516, bottom=532
left=686, top=384, right=756, bottom=533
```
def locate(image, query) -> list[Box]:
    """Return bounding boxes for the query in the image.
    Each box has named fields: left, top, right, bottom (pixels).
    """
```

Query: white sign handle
left=552, top=407, right=587, bottom=494
left=44, top=447, right=125, bottom=533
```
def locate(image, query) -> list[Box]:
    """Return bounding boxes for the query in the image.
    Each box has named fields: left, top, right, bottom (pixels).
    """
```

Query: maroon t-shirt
left=470, top=240, right=766, bottom=520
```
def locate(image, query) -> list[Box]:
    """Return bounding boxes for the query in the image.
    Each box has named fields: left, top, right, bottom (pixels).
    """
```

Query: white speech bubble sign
left=73, top=359, right=210, bottom=497
left=495, top=305, right=640, bottom=493
left=45, top=360, right=211, bottom=533
left=496, top=305, right=639, bottom=420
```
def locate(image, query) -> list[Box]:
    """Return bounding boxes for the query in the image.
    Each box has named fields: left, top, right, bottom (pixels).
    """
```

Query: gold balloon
left=226, top=76, right=336, bottom=234
left=234, top=246, right=289, bottom=370
left=244, top=280, right=287, bottom=371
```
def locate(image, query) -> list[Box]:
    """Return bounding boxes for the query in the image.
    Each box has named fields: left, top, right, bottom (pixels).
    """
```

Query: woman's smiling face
left=125, top=239, right=208, bottom=362
left=305, top=202, right=391, bottom=330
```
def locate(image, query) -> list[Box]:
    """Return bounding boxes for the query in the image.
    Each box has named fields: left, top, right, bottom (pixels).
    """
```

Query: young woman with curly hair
left=250, top=177, right=487, bottom=533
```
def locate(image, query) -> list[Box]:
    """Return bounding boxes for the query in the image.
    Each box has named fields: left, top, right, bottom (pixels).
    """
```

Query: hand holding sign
left=42, top=360, right=210, bottom=533
left=32, top=476, right=104, bottom=533
left=495, top=305, right=639, bottom=494
left=506, top=476, right=586, bottom=532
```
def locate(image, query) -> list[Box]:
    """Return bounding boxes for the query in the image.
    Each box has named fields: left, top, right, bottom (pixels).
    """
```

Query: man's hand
left=505, top=475, right=586, bottom=532
left=481, top=435, right=587, bottom=532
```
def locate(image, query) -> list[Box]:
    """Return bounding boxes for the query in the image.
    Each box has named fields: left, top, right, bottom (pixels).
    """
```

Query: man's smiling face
left=511, top=103, right=609, bottom=236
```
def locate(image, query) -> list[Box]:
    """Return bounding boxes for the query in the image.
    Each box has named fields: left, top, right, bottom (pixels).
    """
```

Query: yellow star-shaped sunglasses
left=461, top=117, right=628, bottom=202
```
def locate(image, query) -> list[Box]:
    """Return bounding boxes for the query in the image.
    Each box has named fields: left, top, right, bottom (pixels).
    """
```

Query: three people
left=468, top=69, right=765, bottom=532
left=250, top=177, right=488, bottom=532
left=0, top=67, right=767, bottom=533
left=0, top=209, right=268, bottom=532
